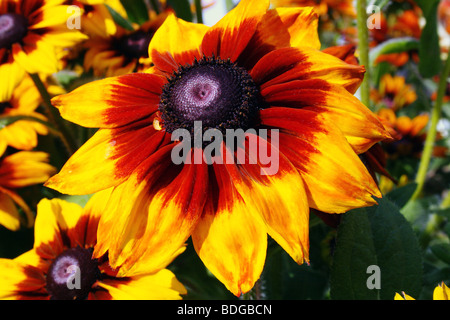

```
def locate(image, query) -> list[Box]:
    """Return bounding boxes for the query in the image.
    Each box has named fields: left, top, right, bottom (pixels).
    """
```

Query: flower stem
left=410, top=53, right=450, bottom=201
left=356, top=0, right=370, bottom=107
left=149, top=0, right=160, bottom=14
left=29, top=73, right=78, bottom=156
left=195, top=0, right=203, bottom=24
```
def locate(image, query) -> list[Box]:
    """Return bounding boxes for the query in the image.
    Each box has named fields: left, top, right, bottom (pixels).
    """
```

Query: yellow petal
left=192, top=177, right=268, bottom=297
left=0, top=191, right=20, bottom=231
left=201, top=0, right=270, bottom=62
left=97, top=269, right=187, bottom=300
left=34, top=198, right=84, bottom=258
left=149, top=13, right=209, bottom=73
left=433, top=282, right=450, bottom=300
left=256, top=7, right=320, bottom=50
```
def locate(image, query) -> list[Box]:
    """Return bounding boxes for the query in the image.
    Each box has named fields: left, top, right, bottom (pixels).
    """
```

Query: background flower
left=0, top=196, right=187, bottom=300
left=0, top=150, right=55, bottom=231
left=0, top=74, right=48, bottom=153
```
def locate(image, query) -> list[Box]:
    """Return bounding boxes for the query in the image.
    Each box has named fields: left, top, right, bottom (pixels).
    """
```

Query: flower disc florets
left=46, top=247, right=100, bottom=300
left=159, top=56, right=262, bottom=136
left=0, top=13, right=28, bottom=49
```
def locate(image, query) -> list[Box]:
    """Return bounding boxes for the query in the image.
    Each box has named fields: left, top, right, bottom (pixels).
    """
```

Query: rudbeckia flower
left=371, top=74, right=417, bottom=111
left=0, top=149, right=55, bottom=231
left=0, top=196, right=187, bottom=300
left=0, top=0, right=87, bottom=82
left=0, top=74, right=48, bottom=153
left=46, top=0, right=389, bottom=296
left=377, top=108, right=448, bottom=159
left=83, top=9, right=168, bottom=77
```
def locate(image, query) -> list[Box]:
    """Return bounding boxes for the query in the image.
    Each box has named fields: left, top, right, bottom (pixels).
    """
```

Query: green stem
left=29, top=73, right=78, bottom=156
left=194, top=0, right=203, bottom=24
left=357, top=0, right=370, bottom=107
left=410, top=53, right=450, bottom=201
left=149, top=0, right=160, bottom=14
left=441, top=190, right=450, bottom=209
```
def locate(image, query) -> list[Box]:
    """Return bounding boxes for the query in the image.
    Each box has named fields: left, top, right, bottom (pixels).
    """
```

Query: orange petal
left=149, top=13, right=209, bottom=74
left=261, top=79, right=390, bottom=153
left=223, top=136, right=310, bottom=264
left=201, top=0, right=270, bottom=62
left=51, top=72, right=165, bottom=128
left=261, top=108, right=381, bottom=213
left=251, top=47, right=365, bottom=94
left=192, top=162, right=267, bottom=297
left=45, top=124, right=170, bottom=195
left=94, top=147, right=208, bottom=276
left=0, top=259, right=46, bottom=299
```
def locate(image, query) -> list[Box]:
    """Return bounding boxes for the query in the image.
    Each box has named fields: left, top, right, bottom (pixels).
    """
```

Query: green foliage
left=120, top=0, right=149, bottom=25
left=330, top=197, right=423, bottom=300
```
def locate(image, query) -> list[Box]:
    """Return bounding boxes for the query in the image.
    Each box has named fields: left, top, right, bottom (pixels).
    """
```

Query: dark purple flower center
left=46, top=247, right=100, bottom=300
left=0, top=13, right=28, bottom=49
left=159, top=56, right=262, bottom=135
left=115, top=30, right=152, bottom=59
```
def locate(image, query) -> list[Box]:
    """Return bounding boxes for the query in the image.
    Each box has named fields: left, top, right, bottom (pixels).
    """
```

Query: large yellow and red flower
left=46, top=0, right=390, bottom=296
left=0, top=196, right=186, bottom=299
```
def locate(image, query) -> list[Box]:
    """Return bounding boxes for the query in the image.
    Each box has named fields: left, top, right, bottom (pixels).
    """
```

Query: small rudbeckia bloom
left=371, top=74, right=417, bottom=111
left=0, top=149, right=55, bottom=230
left=46, top=0, right=389, bottom=296
left=0, top=0, right=87, bottom=79
left=0, top=74, right=48, bottom=153
left=76, top=0, right=128, bottom=38
left=83, top=9, right=168, bottom=77
left=377, top=108, right=433, bottom=159
left=0, top=196, right=187, bottom=300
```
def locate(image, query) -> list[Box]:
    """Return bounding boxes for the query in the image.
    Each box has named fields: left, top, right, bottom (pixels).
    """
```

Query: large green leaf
left=330, top=196, right=423, bottom=299
left=418, top=0, right=442, bottom=78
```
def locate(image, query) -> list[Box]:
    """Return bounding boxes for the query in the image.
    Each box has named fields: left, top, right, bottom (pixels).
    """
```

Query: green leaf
left=167, top=0, right=193, bottom=22
left=385, top=183, right=418, bottom=209
left=416, top=0, right=440, bottom=16
left=418, top=0, right=442, bottom=78
left=369, top=37, right=419, bottom=67
left=330, top=197, right=423, bottom=300
left=119, top=0, right=149, bottom=25
left=105, top=4, right=134, bottom=31
left=430, top=243, right=450, bottom=265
